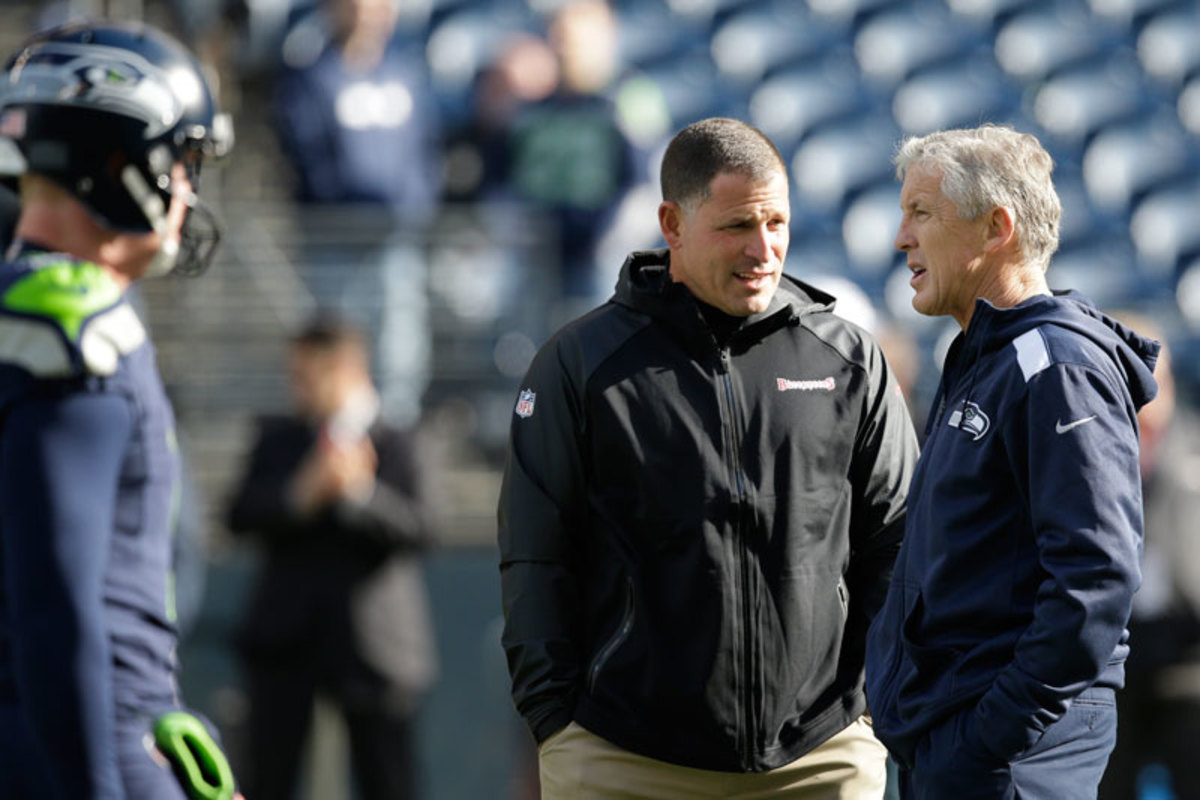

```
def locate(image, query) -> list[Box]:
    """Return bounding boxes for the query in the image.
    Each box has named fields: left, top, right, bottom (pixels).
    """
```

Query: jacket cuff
left=530, top=706, right=575, bottom=745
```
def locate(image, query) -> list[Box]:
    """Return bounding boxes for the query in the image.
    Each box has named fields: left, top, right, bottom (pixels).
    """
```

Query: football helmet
left=0, top=20, right=233, bottom=275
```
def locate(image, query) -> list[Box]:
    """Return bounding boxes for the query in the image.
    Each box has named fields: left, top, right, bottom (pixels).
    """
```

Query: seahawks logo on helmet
left=0, top=21, right=233, bottom=276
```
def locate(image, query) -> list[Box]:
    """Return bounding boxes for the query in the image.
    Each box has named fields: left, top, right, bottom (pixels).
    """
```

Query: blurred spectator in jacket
left=228, top=316, right=437, bottom=800
left=504, top=0, right=642, bottom=312
left=1100, top=312, right=1200, bottom=800
left=274, top=0, right=440, bottom=214
left=441, top=33, right=559, bottom=204
left=272, top=0, right=440, bottom=426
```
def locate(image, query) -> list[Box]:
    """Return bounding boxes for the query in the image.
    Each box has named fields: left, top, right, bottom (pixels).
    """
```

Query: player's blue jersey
left=0, top=248, right=181, bottom=796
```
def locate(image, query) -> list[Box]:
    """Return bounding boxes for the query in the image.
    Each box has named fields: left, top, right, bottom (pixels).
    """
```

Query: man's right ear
left=659, top=201, right=684, bottom=248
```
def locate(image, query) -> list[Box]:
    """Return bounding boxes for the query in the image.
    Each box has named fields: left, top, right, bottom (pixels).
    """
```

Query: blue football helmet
left=0, top=20, right=234, bottom=275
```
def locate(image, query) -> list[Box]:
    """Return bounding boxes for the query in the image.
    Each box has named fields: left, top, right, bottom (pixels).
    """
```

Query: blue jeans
left=900, top=686, right=1117, bottom=799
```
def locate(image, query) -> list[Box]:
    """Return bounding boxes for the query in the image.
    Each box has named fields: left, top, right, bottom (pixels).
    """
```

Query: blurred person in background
left=501, top=0, right=641, bottom=316
left=227, top=316, right=436, bottom=800
left=1100, top=313, right=1200, bottom=800
left=273, top=0, right=439, bottom=214
left=0, top=20, right=238, bottom=799
left=499, top=116, right=918, bottom=798
left=272, top=0, right=441, bottom=427
left=441, top=32, right=560, bottom=204
left=866, top=125, right=1159, bottom=799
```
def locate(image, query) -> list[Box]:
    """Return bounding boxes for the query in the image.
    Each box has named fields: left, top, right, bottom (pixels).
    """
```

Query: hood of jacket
left=611, top=248, right=837, bottom=345
left=934, top=290, right=1159, bottom=437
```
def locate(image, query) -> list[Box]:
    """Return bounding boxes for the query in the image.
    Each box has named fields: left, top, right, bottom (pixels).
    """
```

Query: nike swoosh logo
left=1056, top=416, right=1097, bottom=434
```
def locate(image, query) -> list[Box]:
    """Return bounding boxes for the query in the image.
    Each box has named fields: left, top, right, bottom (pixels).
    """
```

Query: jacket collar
left=610, top=249, right=836, bottom=347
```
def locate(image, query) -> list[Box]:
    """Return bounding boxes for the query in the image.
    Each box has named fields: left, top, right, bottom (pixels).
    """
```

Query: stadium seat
left=801, top=273, right=880, bottom=332
left=806, top=0, right=909, bottom=27
left=1031, top=61, right=1153, bottom=143
left=711, top=5, right=839, bottom=86
left=617, top=1, right=708, bottom=69
left=995, top=7, right=1122, bottom=82
left=1081, top=116, right=1194, bottom=215
left=425, top=8, right=533, bottom=98
left=635, top=46, right=734, bottom=130
left=841, top=183, right=902, bottom=276
left=945, top=0, right=1042, bottom=27
left=855, top=7, right=984, bottom=89
left=1181, top=76, right=1200, bottom=135
left=1137, top=7, right=1200, bottom=85
left=1048, top=236, right=1147, bottom=308
left=1131, top=183, right=1200, bottom=280
left=1176, top=256, right=1200, bottom=331
left=791, top=115, right=901, bottom=215
left=785, top=233, right=853, bottom=284
left=891, top=55, right=1019, bottom=134
left=658, top=0, right=764, bottom=25
left=1054, top=170, right=1105, bottom=252
left=1086, top=0, right=1182, bottom=30
left=883, top=261, right=942, bottom=332
left=748, top=58, right=867, bottom=153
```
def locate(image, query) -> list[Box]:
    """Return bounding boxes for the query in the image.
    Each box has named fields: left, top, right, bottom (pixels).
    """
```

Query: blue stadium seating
left=841, top=182, right=902, bottom=278
left=711, top=4, right=846, bottom=87
left=892, top=55, right=1020, bottom=133
left=790, top=114, right=902, bottom=219
left=854, top=6, right=986, bottom=89
left=748, top=56, right=868, bottom=154
left=995, top=6, right=1126, bottom=82
left=1081, top=116, right=1195, bottom=215
left=1031, top=60, right=1160, bottom=145
left=1049, top=236, right=1148, bottom=308
left=256, top=0, right=1200, bottom=388
left=1137, top=6, right=1200, bottom=85
left=1131, top=183, right=1200, bottom=280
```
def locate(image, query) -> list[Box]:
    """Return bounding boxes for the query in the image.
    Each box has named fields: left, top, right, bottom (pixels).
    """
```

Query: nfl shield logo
left=515, top=389, right=536, bottom=418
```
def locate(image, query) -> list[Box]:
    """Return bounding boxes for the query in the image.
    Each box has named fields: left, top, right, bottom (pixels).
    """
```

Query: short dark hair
left=660, top=117, right=787, bottom=211
left=290, top=314, right=366, bottom=355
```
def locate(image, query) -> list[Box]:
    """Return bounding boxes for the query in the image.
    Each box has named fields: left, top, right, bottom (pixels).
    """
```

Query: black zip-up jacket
left=498, top=249, right=919, bottom=772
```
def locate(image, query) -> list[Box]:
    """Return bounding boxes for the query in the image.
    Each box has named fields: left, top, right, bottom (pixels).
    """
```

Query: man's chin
left=743, top=290, right=776, bottom=315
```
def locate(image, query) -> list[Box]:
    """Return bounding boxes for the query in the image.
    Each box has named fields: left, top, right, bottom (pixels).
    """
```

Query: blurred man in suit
left=228, top=316, right=436, bottom=800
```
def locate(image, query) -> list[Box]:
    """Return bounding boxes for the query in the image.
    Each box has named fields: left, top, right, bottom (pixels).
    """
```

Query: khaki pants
left=538, top=716, right=887, bottom=799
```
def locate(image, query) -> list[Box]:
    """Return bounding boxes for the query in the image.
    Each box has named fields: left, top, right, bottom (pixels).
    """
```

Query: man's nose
left=745, top=224, right=773, bottom=261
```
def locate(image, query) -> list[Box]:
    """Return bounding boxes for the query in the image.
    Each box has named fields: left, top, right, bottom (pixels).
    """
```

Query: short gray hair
left=894, top=125, right=1061, bottom=270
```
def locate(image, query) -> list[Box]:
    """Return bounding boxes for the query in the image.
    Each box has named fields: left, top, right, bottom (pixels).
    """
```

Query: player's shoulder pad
left=0, top=258, right=146, bottom=378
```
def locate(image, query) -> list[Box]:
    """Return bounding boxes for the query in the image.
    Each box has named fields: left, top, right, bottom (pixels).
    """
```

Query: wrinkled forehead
left=899, top=164, right=948, bottom=205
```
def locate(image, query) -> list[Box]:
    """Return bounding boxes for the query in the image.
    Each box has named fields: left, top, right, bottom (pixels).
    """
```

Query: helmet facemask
left=0, top=21, right=233, bottom=277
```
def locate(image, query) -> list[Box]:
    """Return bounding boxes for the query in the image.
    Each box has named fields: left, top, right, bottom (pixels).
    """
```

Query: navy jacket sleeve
left=847, top=337, right=919, bottom=625
left=0, top=387, right=133, bottom=799
left=497, top=336, right=586, bottom=744
left=966, top=361, right=1143, bottom=760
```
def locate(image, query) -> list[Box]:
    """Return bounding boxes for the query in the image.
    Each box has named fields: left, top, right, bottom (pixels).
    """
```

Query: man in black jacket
left=498, top=117, right=919, bottom=797
left=228, top=317, right=436, bottom=800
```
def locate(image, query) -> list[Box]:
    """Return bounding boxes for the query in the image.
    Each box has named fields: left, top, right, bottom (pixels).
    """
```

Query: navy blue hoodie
left=0, top=252, right=182, bottom=797
left=865, top=291, right=1159, bottom=769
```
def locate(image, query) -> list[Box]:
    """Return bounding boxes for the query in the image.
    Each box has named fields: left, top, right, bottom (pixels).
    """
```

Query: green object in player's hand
left=153, top=711, right=236, bottom=800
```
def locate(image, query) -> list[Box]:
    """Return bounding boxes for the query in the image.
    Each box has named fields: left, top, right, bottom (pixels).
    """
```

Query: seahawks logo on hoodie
left=948, top=401, right=990, bottom=441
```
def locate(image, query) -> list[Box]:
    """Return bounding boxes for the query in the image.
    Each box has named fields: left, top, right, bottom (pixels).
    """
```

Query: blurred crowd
left=2, top=0, right=1199, bottom=798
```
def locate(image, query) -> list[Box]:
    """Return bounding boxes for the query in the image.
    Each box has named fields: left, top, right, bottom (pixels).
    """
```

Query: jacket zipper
left=719, top=346, right=755, bottom=768
left=587, top=577, right=635, bottom=694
